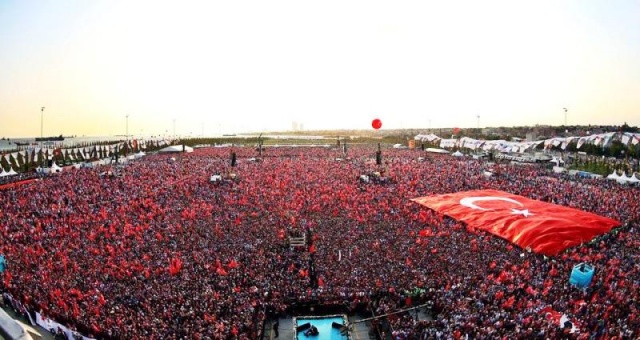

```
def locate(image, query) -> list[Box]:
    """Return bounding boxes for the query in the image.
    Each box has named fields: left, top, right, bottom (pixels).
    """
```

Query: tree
left=620, top=122, right=638, bottom=133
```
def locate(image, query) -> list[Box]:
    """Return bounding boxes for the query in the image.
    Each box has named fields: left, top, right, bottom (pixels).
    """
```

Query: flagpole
left=126, top=114, right=129, bottom=156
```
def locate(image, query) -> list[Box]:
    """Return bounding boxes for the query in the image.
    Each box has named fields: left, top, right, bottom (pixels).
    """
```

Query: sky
left=0, top=0, right=639, bottom=137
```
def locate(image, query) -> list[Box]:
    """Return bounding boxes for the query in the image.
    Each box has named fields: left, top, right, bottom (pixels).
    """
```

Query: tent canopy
left=425, top=148, right=450, bottom=154
left=607, top=171, right=639, bottom=183
left=158, top=145, right=194, bottom=153
left=606, top=171, right=620, bottom=180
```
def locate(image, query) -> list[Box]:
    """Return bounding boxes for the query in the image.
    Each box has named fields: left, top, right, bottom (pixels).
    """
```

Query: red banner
left=412, top=189, right=620, bottom=256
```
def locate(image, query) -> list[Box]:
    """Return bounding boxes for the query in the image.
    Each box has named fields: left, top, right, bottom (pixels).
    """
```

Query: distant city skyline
left=1, top=0, right=639, bottom=138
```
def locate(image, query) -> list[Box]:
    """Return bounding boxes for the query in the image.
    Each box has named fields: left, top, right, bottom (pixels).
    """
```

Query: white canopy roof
left=425, top=148, right=450, bottom=154
left=158, top=145, right=194, bottom=153
left=7, top=168, right=18, bottom=176
left=608, top=171, right=640, bottom=184
left=452, top=151, right=464, bottom=157
left=622, top=174, right=639, bottom=183
left=49, top=162, right=63, bottom=173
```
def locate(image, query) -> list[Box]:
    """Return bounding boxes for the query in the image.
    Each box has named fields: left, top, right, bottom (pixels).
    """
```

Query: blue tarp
left=569, top=263, right=594, bottom=288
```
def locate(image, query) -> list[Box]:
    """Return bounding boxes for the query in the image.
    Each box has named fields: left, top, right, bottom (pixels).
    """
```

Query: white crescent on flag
left=459, top=196, right=523, bottom=211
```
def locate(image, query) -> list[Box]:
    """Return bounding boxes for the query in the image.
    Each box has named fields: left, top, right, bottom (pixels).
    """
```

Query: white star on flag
left=511, top=208, right=534, bottom=217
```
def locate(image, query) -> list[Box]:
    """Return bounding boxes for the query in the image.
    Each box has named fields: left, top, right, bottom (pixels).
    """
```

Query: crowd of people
left=0, top=146, right=639, bottom=339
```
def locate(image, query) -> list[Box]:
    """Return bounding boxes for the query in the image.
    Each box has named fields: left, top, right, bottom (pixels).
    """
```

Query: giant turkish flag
left=412, top=189, right=620, bottom=256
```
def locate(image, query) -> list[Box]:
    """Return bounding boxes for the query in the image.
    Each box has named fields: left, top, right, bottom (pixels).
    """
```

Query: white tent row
left=607, top=171, right=640, bottom=184
left=158, top=145, right=194, bottom=153
left=415, top=131, right=640, bottom=152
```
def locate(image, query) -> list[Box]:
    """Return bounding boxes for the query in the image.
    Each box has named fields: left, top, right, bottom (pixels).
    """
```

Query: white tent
left=0, top=168, right=8, bottom=177
left=452, top=151, right=464, bottom=157
left=622, top=173, right=639, bottom=184
left=425, top=148, right=450, bottom=154
left=50, top=162, right=63, bottom=173
left=7, top=168, right=18, bottom=176
left=606, top=171, right=620, bottom=180
left=134, top=151, right=146, bottom=159
left=550, top=157, right=564, bottom=166
left=158, top=145, right=194, bottom=153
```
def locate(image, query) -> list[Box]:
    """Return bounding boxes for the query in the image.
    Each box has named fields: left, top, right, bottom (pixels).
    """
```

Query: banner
left=36, top=312, right=96, bottom=340
left=412, top=189, right=620, bottom=256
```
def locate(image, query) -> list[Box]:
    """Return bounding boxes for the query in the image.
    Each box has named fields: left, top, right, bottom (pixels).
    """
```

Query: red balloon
left=372, top=118, right=382, bottom=130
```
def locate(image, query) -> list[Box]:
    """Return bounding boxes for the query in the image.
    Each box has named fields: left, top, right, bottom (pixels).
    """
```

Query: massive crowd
left=0, top=146, right=639, bottom=339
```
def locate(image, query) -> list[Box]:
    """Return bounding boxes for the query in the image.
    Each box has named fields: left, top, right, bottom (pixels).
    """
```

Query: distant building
left=291, top=121, right=304, bottom=132
left=526, top=132, right=537, bottom=142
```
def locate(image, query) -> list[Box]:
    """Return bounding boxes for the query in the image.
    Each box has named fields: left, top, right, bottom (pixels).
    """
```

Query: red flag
left=412, top=189, right=620, bottom=256
left=169, top=257, right=182, bottom=276
left=419, top=228, right=433, bottom=237
left=541, top=306, right=563, bottom=324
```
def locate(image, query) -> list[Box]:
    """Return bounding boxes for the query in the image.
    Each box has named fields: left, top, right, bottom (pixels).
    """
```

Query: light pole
left=40, top=107, right=45, bottom=139
left=40, top=107, right=45, bottom=169
left=563, top=108, right=568, bottom=126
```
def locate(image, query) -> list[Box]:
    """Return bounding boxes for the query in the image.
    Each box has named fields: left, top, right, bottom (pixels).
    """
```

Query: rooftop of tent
left=158, top=145, right=193, bottom=153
